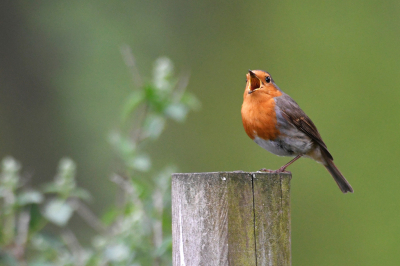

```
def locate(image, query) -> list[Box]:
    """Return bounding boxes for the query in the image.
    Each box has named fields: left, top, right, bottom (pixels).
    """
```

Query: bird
left=241, top=70, right=353, bottom=193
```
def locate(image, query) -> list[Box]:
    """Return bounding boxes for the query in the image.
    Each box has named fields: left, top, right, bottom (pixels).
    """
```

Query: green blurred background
left=1, top=1, right=400, bottom=265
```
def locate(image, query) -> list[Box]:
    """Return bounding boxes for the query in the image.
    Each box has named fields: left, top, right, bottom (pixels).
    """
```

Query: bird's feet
left=258, top=168, right=291, bottom=174
left=258, top=168, right=275, bottom=173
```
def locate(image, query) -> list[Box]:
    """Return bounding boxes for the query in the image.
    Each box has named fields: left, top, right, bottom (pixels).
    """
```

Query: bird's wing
left=275, top=93, right=333, bottom=160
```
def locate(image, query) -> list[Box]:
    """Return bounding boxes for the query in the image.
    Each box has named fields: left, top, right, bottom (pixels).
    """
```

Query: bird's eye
left=265, top=76, right=271, bottom=83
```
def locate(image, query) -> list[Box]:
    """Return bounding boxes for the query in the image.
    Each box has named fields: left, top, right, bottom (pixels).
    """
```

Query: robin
left=241, top=70, right=353, bottom=193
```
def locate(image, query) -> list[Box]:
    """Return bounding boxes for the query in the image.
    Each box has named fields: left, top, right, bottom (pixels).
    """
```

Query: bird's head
left=244, top=70, right=281, bottom=98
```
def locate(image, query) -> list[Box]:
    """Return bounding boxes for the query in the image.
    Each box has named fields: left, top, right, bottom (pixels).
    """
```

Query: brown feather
left=276, top=94, right=333, bottom=160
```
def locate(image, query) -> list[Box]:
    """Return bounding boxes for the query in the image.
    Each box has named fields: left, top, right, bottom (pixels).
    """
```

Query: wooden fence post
left=172, top=171, right=292, bottom=266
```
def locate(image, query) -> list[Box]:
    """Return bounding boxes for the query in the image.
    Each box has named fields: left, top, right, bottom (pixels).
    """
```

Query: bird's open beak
left=248, top=70, right=261, bottom=94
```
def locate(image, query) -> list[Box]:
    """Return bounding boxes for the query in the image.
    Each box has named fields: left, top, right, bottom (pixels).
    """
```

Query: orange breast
left=241, top=96, right=280, bottom=141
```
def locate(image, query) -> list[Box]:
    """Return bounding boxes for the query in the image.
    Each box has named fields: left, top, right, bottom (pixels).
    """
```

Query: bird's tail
left=323, top=158, right=353, bottom=193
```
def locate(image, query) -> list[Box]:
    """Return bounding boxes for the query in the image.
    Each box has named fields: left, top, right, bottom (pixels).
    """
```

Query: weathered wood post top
left=172, top=171, right=292, bottom=266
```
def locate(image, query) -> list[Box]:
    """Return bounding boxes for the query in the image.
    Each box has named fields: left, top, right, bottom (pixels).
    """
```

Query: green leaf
left=42, top=183, right=58, bottom=193
left=143, top=115, right=165, bottom=139
left=100, top=208, right=119, bottom=226
left=70, top=188, right=91, bottom=201
left=30, top=233, right=63, bottom=251
left=109, top=131, right=136, bottom=158
left=28, top=204, right=47, bottom=234
left=1, top=156, right=21, bottom=189
left=104, top=243, right=131, bottom=262
left=153, top=57, right=174, bottom=92
left=43, top=158, right=78, bottom=198
left=127, top=154, right=151, bottom=172
left=17, top=190, right=44, bottom=206
left=154, top=236, right=172, bottom=257
left=144, top=84, right=169, bottom=113
left=181, top=92, right=201, bottom=110
left=43, top=199, right=74, bottom=227
left=155, top=165, right=175, bottom=190
left=164, top=103, right=188, bottom=122
left=121, top=90, right=145, bottom=123
left=1, top=156, right=21, bottom=174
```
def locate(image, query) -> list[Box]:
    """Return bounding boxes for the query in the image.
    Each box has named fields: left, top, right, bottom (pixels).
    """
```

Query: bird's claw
left=258, top=168, right=291, bottom=174
left=258, top=168, right=275, bottom=173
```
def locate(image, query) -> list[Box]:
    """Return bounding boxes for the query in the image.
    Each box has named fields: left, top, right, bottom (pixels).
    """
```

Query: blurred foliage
left=2, top=1, right=400, bottom=265
left=0, top=54, right=198, bottom=265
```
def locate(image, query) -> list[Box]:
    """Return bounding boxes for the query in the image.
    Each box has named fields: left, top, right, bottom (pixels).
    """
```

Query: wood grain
left=172, top=172, right=291, bottom=266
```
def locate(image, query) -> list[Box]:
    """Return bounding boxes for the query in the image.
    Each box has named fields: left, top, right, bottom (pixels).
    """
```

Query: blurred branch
left=61, top=229, right=84, bottom=266
left=110, top=174, right=134, bottom=195
left=173, top=70, right=191, bottom=102
left=110, top=174, right=143, bottom=209
left=152, top=188, right=163, bottom=266
left=15, top=210, right=30, bottom=252
left=70, top=199, right=107, bottom=233
left=131, top=104, right=149, bottom=144
left=120, top=44, right=143, bottom=88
